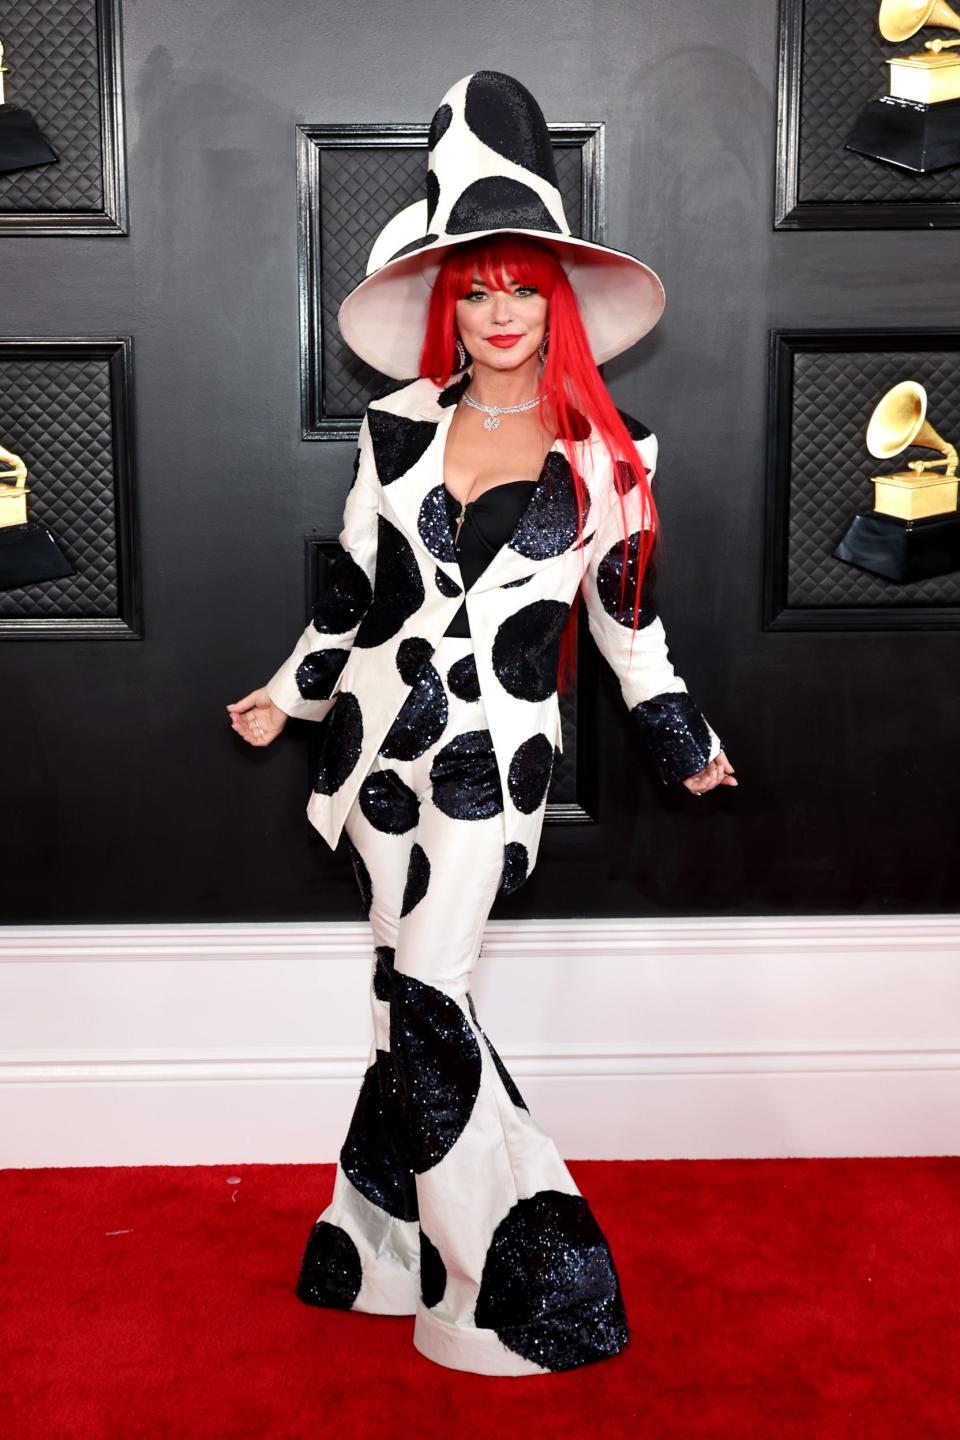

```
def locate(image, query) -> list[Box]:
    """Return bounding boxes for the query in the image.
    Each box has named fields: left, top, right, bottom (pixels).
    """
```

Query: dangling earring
left=538, top=329, right=550, bottom=362
left=454, top=336, right=468, bottom=370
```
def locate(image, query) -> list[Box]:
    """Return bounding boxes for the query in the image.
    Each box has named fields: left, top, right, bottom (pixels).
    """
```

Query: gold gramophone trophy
left=833, top=380, right=960, bottom=581
left=846, top=1, right=960, bottom=172
left=0, top=439, right=75, bottom=589
left=0, top=37, right=58, bottom=176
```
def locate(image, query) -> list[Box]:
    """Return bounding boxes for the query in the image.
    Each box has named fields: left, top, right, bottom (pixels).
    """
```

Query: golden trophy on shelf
left=833, top=380, right=960, bottom=581
left=0, top=439, right=75, bottom=589
left=846, top=0, right=960, bottom=172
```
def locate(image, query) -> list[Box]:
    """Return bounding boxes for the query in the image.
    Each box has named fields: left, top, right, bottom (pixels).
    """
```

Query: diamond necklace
left=462, top=388, right=543, bottom=431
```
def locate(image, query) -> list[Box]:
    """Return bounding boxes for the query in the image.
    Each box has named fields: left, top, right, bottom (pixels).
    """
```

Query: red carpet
left=2, top=1157, right=958, bottom=1439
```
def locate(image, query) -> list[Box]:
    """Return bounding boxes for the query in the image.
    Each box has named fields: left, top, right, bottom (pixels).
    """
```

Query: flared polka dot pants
left=294, top=634, right=629, bottom=1376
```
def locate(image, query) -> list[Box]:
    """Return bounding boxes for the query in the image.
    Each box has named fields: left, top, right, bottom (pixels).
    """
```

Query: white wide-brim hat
left=337, top=70, right=666, bottom=379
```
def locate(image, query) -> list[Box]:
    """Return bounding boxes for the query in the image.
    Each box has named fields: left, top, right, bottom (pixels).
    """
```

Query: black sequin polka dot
left=507, top=733, right=554, bottom=813
left=313, top=692, right=363, bottom=794
left=373, top=944, right=395, bottom=1001
left=596, top=531, right=658, bottom=628
left=295, top=1220, right=363, bottom=1310
left=344, top=833, right=372, bottom=916
left=379, top=662, right=448, bottom=761
left=502, top=574, right=533, bottom=588
left=426, top=170, right=440, bottom=227
left=295, top=647, right=349, bottom=700
left=474, top=1190, right=629, bottom=1370
left=401, top=842, right=431, bottom=916
left=367, top=409, right=438, bottom=486
left=387, top=232, right=439, bottom=262
left=491, top=600, right=569, bottom=701
left=446, top=176, right=562, bottom=236
left=389, top=972, right=482, bottom=1172
left=311, top=551, right=373, bottom=634
left=419, top=1227, right=447, bottom=1307
left=438, top=371, right=472, bottom=408
left=499, top=842, right=529, bottom=896
left=429, top=729, right=504, bottom=819
left=353, top=518, right=425, bottom=648
left=466, top=992, right=528, bottom=1111
left=339, top=1051, right=419, bottom=1222
left=428, top=102, right=452, bottom=151
left=630, top=691, right=715, bottom=785
left=435, top=566, right=462, bottom=596
left=616, top=407, right=652, bottom=441
left=418, top=484, right=457, bottom=562
left=511, top=452, right=586, bottom=560
left=358, top=768, right=420, bottom=834
left=464, top=72, right=559, bottom=186
left=446, top=651, right=481, bottom=702
left=396, top=636, right=435, bottom=684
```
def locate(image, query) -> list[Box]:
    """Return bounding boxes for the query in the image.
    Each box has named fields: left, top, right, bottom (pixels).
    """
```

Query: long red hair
left=418, top=233, right=659, bottom=696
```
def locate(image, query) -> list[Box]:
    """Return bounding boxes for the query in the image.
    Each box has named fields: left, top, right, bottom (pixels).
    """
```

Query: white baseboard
left=2, top=916, right=959, bottom=1166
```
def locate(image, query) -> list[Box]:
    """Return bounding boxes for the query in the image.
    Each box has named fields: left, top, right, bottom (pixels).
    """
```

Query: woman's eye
left=515, top=285, right=537, bottom=296
left=465, top=289, right=487, bottom=301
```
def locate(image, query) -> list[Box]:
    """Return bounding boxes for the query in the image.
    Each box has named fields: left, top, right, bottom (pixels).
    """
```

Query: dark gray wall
left=5, top=1, right=959, bottom=922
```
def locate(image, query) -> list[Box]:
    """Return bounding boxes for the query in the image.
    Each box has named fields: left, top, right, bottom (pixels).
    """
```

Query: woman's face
left=454, top=267, right=549, bottom=372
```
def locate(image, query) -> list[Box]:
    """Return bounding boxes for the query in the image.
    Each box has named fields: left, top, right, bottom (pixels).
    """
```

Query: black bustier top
left=441, top=480, right=537, bottom=637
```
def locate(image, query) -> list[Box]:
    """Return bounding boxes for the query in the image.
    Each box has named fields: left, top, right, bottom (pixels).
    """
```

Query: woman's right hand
left=226, top=688, right=289, bottom=747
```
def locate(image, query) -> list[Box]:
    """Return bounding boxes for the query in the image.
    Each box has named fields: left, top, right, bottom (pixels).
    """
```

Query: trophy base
left=0, top=104, right=58, bottom=176
left=833, top=510, right=960, bottom=583
left=844, top=94, right=960, bottom=174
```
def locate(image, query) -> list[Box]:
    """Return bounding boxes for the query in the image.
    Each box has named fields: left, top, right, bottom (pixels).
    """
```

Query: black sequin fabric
left=400, top=842, right=431, bottom=917
left=595, top=531, right=658, bottom=629
left=446, top=651, right=481, bottom=702
left=313, top=692, right=363, bottom=796
left=491, top=599, right=569, bottom=701
left=358, top=768, right=420, bottom=835
left=435, top=567, right=462, bottom=597
left=419, top=485, right=458, bottom=562
left=295, top=1220, right=363, bottom=1310
left=630, top=690, right=716, bottom=785
left=353, top=517, right=425, bottom=649
left=507, top=732, right=555, bottom=814
left=474, top=1190, right=629, bottom=1370
left=295, top=646, right=349, bottom=700
left=311, top=551, right=373, bottom=634
left=343, top=833, right=372, bottom=917
left=367, top=409, right=438, bottom=485
left=378, top=662, right=448, bottom=762
left=510, top=452, right=586, bottom=561
left=446, top=176, right=562, bottom=236
left=373, top=944, right=395, bottom=1002
left=396, top=636, right=435, bottom=685
left=464, top=71, right=559, bottom=186
left=419, top=1226, right=448, bottom=1307
left=339, top=1052, right=419, bottom=1222
left=428, top=103, right=452, bottom=151
left=498, top=841, right=529, bottom=896
left=429, top=728, right=504, bottom=819
left=389, top=971, right=482, bottom=1172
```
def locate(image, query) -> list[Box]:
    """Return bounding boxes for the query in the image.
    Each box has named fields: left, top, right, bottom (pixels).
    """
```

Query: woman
left=227, top=71, right=736, bottom=1378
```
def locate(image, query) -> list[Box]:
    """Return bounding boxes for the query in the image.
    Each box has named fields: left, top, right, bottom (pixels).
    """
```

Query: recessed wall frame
left=764, top=328, right=960, bottom=631
left=775, top=0, right=960, bottom=229
left=297, top=121, right=606, bottom=440
left=0, top=0, right=128, bottom=235
left=302, top=533, right=599, bottom=824
left=0, top=337, right=141, bottom=638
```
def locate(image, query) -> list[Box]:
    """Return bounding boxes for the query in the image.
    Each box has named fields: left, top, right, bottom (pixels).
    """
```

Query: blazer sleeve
left=580, top=424, right=724, bottom=786
left=264, top=412, right=379, bottom=721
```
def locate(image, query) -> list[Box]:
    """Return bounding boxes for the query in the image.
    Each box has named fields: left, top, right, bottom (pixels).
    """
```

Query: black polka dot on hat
left=401, top=842, right=431, bottom=916
left=428, top=102, right=452, bottom=151
left=446, top=176, right=562, bottom=236
left=419, top=1226, right=447, bottom=1307
left=367, top=409, right=438, bottom=486
left=466, top=992, right=528, bottom=1111
left=429, top=729, right=504, bottom=819
left=418, top=485, right=457, bottom=562
left=373, top=944, right=395, bottom=1002
left=379, top=662, right=449, bottom=762
left=474, top=1190, right=629, bottom=1369
left=312, top=552, right=373, bottom=634
left=426, top=171, right=440, bottom=228
left=358, top=768, right=420, bottom=834
left=491, top=600, right=569, bottom=701
left=446, top=651, right=481, bottom=702
left=596, top=532, right=658, bottom=628
left=388, top=232, right=440, bottom=263
left=344, top=833, right=372, bottom=917
left=498, top=842, right=529, bottom=896
left=313, top=692, right=363, bottom=794
left=435, top=566, right=462, bottom=597
left=511, top=452, right=586, bottom=561
left=390, top=972, right=482, bottom=1172
left=396, top=636, right=435, bottom=684
left=339, top=1051, right=419, bottom=1222
left=464, top=71, right=559, bottom=186
left=295, top=647, right=349, bottom=700
left=353, top=517, right=425, bottom=648
left=507, top=733, right=555, bottom=813
left=295, top=1220, right=363, bottom=1310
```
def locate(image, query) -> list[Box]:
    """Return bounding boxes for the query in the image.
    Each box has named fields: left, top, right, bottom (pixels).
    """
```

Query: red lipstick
left=486, top=335, right=522, bottom=348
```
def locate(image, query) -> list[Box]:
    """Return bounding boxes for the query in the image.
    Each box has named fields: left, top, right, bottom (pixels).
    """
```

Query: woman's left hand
left=681, top=750, right=737, bottom=796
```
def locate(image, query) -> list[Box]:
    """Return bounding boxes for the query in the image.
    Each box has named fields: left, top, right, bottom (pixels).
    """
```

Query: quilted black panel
left=0, top=355, right=120, bottom=616
left=0, top=0, right=104, bottom=212
left=795, top=0, right=960, bottom=205
left=788, top=347, right=960, bottom=606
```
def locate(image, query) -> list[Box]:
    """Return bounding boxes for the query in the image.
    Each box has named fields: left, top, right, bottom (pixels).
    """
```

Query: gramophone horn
left=865, top=380, right=957, bottom=471
left=879, top=0, right=960, bottom=43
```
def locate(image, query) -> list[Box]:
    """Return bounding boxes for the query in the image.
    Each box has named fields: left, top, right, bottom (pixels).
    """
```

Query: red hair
left=418, top=234, right=659, bottom=696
